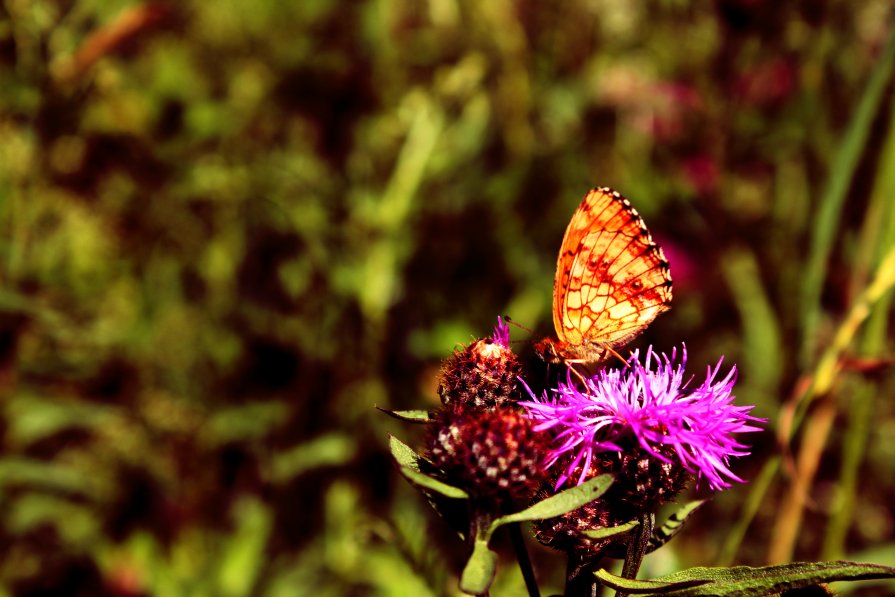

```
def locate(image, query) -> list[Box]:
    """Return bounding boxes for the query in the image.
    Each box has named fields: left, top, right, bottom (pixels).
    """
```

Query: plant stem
left=508, top=522, right=540, bottom=597
left=617, top=513, right=654, bottom=597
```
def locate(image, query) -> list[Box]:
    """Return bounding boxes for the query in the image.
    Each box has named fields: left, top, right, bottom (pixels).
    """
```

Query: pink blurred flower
left=732, top=58, right=796, bottom=108
left=681, top=154, right=720, bottom=195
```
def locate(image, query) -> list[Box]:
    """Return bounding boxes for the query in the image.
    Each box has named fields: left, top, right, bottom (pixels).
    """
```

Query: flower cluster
left=426, top=317, right=550, bottom=505
left=389, top=313, right=772, bottom=584
left=521, top=345, right=764, bottom=491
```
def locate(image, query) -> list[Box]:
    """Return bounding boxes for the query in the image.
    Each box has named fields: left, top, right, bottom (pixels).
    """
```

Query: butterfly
left=535, top=187, right=673, bottom=365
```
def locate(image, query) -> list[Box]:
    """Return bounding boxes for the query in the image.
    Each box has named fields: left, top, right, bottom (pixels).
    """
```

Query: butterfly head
left=534, top=337, right=564, bottom=364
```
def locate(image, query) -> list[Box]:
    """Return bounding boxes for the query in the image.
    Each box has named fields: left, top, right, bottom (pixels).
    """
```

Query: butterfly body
left=537, top=187, right=673, bottom=365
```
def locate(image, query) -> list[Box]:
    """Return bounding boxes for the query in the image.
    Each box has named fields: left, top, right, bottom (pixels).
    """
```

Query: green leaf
left=377, top=407, right=432, bottom=423
left=4, top=394, right=120, bottom=446
left=215, top=498, right=271, bottom=597
left=388, top=435, right=469, bottom=537
left=490, top=474, right=613, bottom=534
left=398, top=466, right=469, bottom=500
left=594, top=569, right=706, bottom=594
left=582, top=519, right=640, bottom=541
left=595, top=561, right=895, bottom=596
left=202, top=401, right=289, bottom=444
left=459, top=538, right=498, bottom=595
left=266, top=433, right=356, bottom=483
left=388, top=435, right=423, bottom=471
left=0, top=458, right=92, bottom=496
left=389, top=435, right=466, bottom=498
left=456, top=474, right=613, bottom=593
left=647, top=500, right=707, bottom=553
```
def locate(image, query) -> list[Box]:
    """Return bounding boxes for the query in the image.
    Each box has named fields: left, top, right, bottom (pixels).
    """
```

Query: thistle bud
left=426, top=407, right=550, bottom=505
left=438, top=318, right=522, bottom=411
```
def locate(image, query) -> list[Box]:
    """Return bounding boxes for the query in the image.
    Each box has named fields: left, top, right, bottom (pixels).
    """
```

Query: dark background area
left=1, top=1, right=894, bottom=594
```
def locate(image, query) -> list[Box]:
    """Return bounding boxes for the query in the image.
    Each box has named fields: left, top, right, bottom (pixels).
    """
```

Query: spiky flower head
left=438, top=317, right=522, bottom=411
left=521, top=345, right=764, bottom=492
left=426, top=406, right=551, bottom=504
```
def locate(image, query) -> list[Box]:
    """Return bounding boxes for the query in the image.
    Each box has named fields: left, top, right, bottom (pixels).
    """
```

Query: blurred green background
left=2, top=1, right=895, bottom=595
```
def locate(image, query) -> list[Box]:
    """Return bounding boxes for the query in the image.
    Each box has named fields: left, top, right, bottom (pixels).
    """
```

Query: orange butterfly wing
left=550, top=187, right=672, bottom=362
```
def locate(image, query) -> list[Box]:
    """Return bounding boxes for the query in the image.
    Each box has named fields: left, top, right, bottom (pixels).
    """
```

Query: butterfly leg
left=563, top=361, right=592, bottom=390
left=603, top=345, right=631, bottom=368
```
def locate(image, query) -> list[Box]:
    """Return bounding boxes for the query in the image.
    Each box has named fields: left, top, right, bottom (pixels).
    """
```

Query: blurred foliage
left=1, top=0, right=895, bottom=595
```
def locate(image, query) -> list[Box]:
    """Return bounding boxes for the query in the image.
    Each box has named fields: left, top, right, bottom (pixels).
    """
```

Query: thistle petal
left=520, top=345, right=765, bottom=491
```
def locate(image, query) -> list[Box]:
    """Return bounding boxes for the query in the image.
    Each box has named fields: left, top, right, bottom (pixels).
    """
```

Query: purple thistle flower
left=492, top=316, right=510, bottom=348
left=520, top=345, right=765, bottom=491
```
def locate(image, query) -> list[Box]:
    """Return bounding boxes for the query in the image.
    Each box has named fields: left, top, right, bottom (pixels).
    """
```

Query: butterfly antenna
left=503, top=315, right=533, bottom=334
left=503, top=315, right=538, bottom=347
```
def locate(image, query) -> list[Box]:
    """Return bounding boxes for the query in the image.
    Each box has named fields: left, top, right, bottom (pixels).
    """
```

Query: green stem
left=617, top=513, right=654, bottom=597
left=508, top=522, right=540, bottom=597
left=822, top=379, right=872, bottom=559
left=799, top=24, right=895, bottom=367
left=461, top=505, right=497, bottom=596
